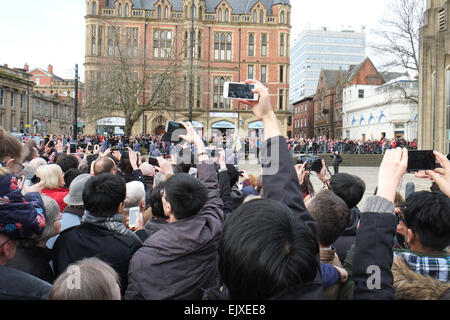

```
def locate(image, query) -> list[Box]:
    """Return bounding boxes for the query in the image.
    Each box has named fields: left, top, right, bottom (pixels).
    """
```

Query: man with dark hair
left=143, top=182, right=168, bottom=237
left=215, top=79, right=323, bottom=300
left=307, top=189, right=350, bottom=299
left=53, top=173, right=144, bottom=296
left=391, top=191, right=450, bottom=299
left=327, top=173, right=365, bottom=262
left=126, top=122, right=224, bottom=300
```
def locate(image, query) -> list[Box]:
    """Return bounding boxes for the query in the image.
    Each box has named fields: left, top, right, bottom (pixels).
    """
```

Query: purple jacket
left=125, top=162, right=224, bottom=300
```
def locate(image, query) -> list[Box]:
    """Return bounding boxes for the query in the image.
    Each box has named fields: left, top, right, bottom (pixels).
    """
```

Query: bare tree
left=370, top=0, right=425, bottom=73
left=84, top=25, right=188, bottom=136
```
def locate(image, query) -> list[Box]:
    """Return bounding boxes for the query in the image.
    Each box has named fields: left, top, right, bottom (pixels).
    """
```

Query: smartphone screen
left=88, top=145, right=94, bottom=151
left=188, top=167, right=198, bottom=177
left=407, top=150, right=436, bottom=172
left=226, top=83, right=258, bottom=100
left=70, top=143, right=77, bottom=154
left=164, top=121, right=187, bottom=143
left=128, top=207, right=139, bottom=228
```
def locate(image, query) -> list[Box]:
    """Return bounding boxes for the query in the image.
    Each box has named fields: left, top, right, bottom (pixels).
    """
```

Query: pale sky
left=0, top=0, right=392, bottom=82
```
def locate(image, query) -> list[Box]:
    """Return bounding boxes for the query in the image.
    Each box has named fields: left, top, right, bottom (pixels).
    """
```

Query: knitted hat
left=63, top=174, right=92, bottom=206
left=0, top=173, right=46, bottom=239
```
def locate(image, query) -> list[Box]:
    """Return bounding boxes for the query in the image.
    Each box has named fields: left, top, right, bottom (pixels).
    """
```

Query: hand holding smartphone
left=407, top=150, right=436, bottom=172
left=128, top=207, right=140, bottom=228
left=223, top=82, right=259, bottom=101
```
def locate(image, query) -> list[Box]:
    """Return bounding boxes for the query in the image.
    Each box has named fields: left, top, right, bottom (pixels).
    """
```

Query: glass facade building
left=290, top=29, right=366, bottom=103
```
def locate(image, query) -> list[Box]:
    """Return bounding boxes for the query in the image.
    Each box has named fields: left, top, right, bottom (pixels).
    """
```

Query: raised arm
left=353, top=148, right=408, bottom=300
left=179, top=122, right=223, bottom=219
left=238, top=80, right=316, bottom=233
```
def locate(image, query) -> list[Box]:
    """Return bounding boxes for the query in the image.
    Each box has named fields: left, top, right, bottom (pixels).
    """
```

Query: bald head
left=93, top=157, right=117, bottom=176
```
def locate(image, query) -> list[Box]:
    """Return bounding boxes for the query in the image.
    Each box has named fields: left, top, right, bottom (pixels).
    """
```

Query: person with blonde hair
left=36, top=164, right=69, bottom=212
left=48, top=257, right=121, bottom=300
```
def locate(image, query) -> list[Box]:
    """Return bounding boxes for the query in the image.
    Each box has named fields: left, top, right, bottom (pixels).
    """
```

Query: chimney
left=48, top=64, right=53, bottom=74
left=24, top=63, right=29, bottom=72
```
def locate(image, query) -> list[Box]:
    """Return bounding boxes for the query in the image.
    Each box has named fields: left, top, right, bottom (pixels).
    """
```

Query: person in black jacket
left=331, top=151, right=343, bottom=174
left=217, top=79, right=324, bottom=300
left=53, top=173, right=144, bottom=296
left=352, top=147, right=408, bottom=299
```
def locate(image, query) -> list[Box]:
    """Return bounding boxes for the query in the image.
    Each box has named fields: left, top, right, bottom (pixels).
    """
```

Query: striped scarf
left=81, top=210, right=142, bottom=244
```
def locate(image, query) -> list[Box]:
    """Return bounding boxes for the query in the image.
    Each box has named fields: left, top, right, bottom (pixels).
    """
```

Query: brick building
left=292, top=95, right=313, bottom=139
left=311, top=57, right=395, bottom=139
left=27, top=64, right=84, bottom=107
left=83, top=0, right=291, bottom=138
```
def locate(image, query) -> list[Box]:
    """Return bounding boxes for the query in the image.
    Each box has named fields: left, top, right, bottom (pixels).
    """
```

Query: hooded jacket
left=125, top=162, right=224, bottom=300
left=392, top=256, right=450, bottom=300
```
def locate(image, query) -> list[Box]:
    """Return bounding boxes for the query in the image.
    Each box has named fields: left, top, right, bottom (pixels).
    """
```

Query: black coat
left=0, top=266, right=51, bottom=300
left=261, top=137, right=323, bottom=299
left=6, top=246, right=55, bottom=284
left=53, top=222, right=141, bottom=296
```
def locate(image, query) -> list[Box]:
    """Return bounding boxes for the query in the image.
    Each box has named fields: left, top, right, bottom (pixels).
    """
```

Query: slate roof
left=107, top=0, right=290, bottom=15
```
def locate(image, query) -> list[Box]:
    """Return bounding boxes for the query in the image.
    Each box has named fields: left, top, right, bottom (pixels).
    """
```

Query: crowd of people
left=0, top=79, right=449, bottom=301
left=287, top=137, right=418, bottom=155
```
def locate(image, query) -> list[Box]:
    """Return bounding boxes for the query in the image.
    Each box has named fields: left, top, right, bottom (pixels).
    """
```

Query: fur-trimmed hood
left=392, top=256, right=450, bottom=300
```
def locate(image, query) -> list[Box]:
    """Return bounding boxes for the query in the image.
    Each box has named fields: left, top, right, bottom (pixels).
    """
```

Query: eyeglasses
left=0, top=238, right=11, bottom=249
left=1, top=159, right=25, bottom=176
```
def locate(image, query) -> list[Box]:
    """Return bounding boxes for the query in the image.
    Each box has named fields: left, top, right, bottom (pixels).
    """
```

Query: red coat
left=42, top=188, right=69, bottom=212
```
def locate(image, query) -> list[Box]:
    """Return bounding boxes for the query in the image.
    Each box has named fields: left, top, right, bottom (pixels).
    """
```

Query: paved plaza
left=238, top=156, right=432, bottom=208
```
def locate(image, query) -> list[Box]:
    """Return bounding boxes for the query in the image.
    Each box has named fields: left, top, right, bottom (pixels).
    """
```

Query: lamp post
left=73, top=64, right=78, bottom=140
left=188, top=3, right=195, bottom=123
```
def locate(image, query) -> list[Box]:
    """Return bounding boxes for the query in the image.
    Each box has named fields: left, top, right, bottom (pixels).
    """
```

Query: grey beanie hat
left=63, top=174, right=92, bottom=206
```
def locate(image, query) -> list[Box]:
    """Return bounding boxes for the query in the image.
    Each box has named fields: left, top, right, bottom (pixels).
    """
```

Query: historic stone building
left=0, top=64, right=34, bottom=133
left=84, top=0, right=291, bottom=138
left=30, top=93, right=75, bottom=135
left=419, top=0, right=450, bottom=153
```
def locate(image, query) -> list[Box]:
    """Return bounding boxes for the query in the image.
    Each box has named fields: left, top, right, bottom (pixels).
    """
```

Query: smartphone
left=69, top=143, right=77, bottom=154
left=148, top=157, right=159, bottom=166
left=188, top=167, right=198, bottom=177
left=128, top=207, right=140, bottom=228
left=163, top=121, right=187, bottom=143
left=407, top=150, right=436, bottom=172
left=88, top=145, right=94, bottom=152
left=223, top=82, right=259, bottom=101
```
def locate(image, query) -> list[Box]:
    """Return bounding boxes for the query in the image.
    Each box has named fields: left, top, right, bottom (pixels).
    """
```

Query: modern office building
left=290, top=28, right=366, bottom=103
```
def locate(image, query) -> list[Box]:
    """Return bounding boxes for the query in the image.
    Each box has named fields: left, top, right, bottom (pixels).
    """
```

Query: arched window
left=253, top=10, right=257, bottom=23
left=118, top=4, right=122, bottom=16
left=225, top=9, right=229, bottom=22
left=184, top=31, right=188, bottom=58
left=125, top=4, right=129, bottom=17
left=280, top=11, right=285, bottom=24
left=248, top=33, right=254, bottom=56
left=165, top=6, right=169, bottom=19
left=157, top=6, right=161, bottom=19
left=260, top=11, right=264, bottom=24
left=218, top=9, right=222, bottom=22
left=185, top=6, right=188, bottom=18
left=92, top=2, right=97, bottom=15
